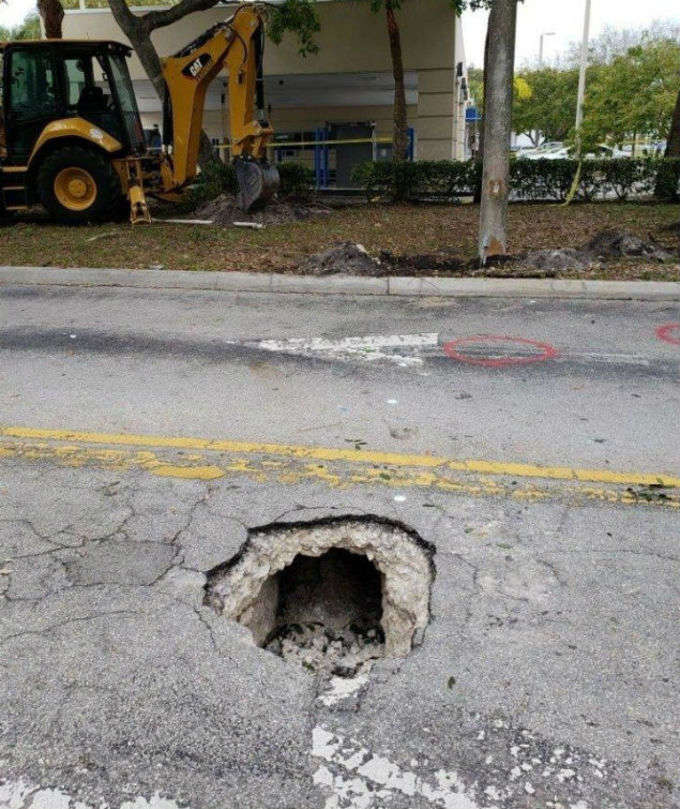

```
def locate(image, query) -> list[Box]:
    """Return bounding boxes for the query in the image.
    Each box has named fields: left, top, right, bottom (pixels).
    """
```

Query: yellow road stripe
left=0, top=437, right=677, bottom=509
left=2, top=425, right=678, bottom=489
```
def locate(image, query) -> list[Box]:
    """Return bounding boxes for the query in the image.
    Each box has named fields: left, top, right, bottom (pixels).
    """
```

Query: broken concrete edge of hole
left=203, top=514, right=436, bottom=659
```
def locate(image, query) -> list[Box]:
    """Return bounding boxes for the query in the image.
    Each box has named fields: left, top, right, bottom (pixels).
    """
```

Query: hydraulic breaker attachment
left=234, top=156, right=280, bottom=212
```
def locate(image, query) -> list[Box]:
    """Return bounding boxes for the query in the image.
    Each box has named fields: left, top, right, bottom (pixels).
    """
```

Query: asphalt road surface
left=1, top=282, right=679, bottom=809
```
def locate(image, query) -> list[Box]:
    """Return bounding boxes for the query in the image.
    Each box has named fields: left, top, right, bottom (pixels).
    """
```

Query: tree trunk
left=655, top=87, right=680, bottom=201
left=480, top=25, right=490, bottom=156
left=667, top=88, right=680, bottom=157
left=472, top=25, right=490, bottom=204
left=385, top=2, right=408, bottom=162
left=38, top=0, right=64, bottom=38
left=478, top=0, right=518, bottom=265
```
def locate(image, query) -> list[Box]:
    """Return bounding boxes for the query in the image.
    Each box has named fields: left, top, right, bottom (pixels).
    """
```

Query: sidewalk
left=2, top=264, right=680, bottom=299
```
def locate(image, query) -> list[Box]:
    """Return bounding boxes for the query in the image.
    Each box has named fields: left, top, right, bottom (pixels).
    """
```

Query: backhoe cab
left=0, top=4, right=278, bottom=224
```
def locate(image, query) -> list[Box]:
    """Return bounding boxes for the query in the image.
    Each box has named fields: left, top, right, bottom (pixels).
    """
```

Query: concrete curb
left=1, top=265, right=680, bottom=300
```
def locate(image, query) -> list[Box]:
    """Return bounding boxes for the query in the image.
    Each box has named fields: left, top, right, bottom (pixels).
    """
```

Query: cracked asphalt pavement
left=1, top=282, right=679, bottom=809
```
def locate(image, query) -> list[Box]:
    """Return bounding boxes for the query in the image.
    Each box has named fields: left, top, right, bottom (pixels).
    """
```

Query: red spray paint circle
left=656, top=323, right=680, bottom=346
left=442, top=334, right=559, bottom=367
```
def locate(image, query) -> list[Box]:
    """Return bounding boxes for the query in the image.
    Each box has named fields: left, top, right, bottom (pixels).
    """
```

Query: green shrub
left=512, top=158, right=575, bottom=201
left=352, top=157, right=680, bottom=203
left=179, top=160, right=238, bottom=211
left=277, top=162, right=315, bottom=199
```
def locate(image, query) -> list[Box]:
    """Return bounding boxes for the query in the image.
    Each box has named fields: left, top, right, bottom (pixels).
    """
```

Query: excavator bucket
left=234, top=158, right=280, bottom=212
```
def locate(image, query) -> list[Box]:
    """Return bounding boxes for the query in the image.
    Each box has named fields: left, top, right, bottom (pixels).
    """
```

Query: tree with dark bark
left=38, top=0, right=64, bottom=38
left=384, top=0, right=409, bottom=161
left=667, top=90, right=680, bottom=160
left=107, top=0, right=319, bottom=166
left=477, top=0, right=517, bottom=264
left=656, top=87, right=680, bottom=201
left=365, top=0, right=483, bottom=163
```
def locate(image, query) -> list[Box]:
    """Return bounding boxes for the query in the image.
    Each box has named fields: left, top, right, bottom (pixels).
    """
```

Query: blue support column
left=407, top=127, right=415, bottom=161
left=314, top=128, right=330, bottom=189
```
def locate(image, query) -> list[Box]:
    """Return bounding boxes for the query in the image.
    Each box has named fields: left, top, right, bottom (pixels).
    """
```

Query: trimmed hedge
left=277, top=161, right=316, bottom=199
left=352, top=158, right=680, bottom=203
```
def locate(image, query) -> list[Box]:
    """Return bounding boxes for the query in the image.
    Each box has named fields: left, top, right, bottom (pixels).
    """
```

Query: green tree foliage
left=264, top=0, right=320, bottom=57
left=580, top=39, right=680, bottom=150
left=467, top=66, right=483, bottom=109
left=0, top=12, right=41, bottom=40
left=512, top=36, right=680, bottom=150
left=513, top=67, right=581, bottom=144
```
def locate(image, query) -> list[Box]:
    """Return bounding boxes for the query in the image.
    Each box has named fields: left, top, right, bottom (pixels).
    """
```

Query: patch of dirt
left=379, top=249, right=466, bottom=273
left=298, top=242, right=386, bottom=276
left=194, top=193, right=332, bottom=226
left=586, top=228, right=675, bottom=262
left=522, top=248, right=593, bottom=272
left=296, top=228, right=679, bottom=278
left=659, top=221, right=680, bottom=235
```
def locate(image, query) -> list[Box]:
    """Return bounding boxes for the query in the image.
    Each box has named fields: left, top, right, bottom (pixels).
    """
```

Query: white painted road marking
left=311, top=726, right=481, bottom=809
left=310, top=727, right=597, bottom=809
left=249, top=333, right=439, bottom=367
left=0, top=780, right=187, bottom=809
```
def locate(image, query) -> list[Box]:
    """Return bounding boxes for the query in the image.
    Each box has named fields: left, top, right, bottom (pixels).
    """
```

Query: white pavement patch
left=249, top=333, right=440, bottom=368
left=317, top=674, right=370, bottom=707
left=311, top=726, right=481, bottom=809
left=0, top=780, right=186, bottom=809
left=310, top=728, right=596, bottom=809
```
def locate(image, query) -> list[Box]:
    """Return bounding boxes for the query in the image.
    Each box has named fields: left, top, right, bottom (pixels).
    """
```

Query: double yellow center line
left=1, top=425, right=677, bottom=508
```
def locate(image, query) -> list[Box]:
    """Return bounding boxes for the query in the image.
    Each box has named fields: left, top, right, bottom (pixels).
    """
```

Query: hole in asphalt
left=204, top=516, right=434, bottom=676
left=265, top=549, right=384, bottom=676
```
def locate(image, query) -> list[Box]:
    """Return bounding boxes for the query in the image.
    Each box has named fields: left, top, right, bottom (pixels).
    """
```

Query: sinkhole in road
left=204, top=516, right=434, bottom=675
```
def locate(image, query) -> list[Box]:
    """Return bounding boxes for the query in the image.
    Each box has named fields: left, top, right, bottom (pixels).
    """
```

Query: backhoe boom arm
left=159, top=4, right=276, bottom=206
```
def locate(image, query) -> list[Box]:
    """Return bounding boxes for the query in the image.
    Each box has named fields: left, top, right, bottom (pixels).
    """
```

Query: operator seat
left=77, top=85, right=108, bottom=115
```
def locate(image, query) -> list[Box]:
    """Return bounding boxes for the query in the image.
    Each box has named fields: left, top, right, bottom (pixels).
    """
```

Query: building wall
left=63, top=0, right=467, bottom=160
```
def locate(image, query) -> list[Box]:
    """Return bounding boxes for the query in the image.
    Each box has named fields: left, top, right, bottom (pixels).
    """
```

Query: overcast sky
left=0, top=0, right=38, bottom=28
left=2, top=0, right=680, bottom=66
left=462, top=0, right=680, bottom=67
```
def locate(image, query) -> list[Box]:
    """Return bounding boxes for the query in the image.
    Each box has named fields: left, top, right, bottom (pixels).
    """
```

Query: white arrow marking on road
left=249, top=333, right=440, bottom=367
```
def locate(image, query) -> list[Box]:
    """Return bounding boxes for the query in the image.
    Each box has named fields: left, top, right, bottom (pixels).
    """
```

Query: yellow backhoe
left=0, top=4, right=279, bottom=224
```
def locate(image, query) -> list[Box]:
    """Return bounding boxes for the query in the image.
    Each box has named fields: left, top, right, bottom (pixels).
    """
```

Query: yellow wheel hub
left=54, top=167, right=97, bottom=211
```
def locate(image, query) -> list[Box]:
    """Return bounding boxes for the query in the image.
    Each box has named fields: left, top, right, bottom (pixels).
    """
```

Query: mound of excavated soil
left=195, top=193, right=332, bottom=226
left=586, top=229, right=674, bottom=262
left=298, top=242, right=386, bottom=276
left=522, top=248, right=593, bottom=272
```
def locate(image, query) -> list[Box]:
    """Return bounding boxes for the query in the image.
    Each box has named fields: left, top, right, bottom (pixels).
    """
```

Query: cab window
left=8, top=48, right=59, bottom=120
left=62, top=54, right=113, bottom=115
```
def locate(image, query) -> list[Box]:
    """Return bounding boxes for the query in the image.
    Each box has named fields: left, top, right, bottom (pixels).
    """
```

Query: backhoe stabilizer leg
left=129, top=183, right=151, bottom=225
left=234, top=157, right=280, bottom=212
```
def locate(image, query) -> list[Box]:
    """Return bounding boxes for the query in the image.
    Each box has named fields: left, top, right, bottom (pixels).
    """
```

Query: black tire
left=37, top=145, right=124, bottom=224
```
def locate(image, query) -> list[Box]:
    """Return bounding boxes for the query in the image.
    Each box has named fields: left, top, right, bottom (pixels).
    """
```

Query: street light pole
left=539, top=31, right=555, bottom=66
left=564, top=0, right=593, bottom=205
left=575, top=0, right=592, bottom=137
